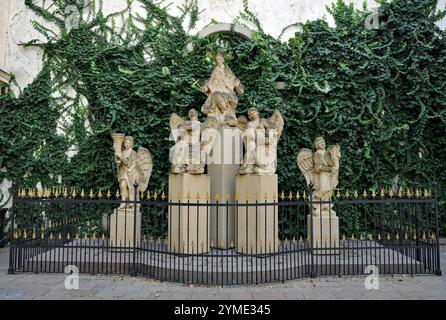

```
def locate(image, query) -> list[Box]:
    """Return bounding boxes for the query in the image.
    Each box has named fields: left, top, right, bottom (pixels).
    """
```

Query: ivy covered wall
left=0, top=0, right=446, bottom=231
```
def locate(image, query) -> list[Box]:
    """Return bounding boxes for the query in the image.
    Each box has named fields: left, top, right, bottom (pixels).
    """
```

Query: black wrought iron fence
left=7, top=185, right=442, bottom=285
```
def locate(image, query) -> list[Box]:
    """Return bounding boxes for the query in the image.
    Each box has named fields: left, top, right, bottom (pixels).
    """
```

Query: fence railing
left=7, top=186, right=442, bottom=285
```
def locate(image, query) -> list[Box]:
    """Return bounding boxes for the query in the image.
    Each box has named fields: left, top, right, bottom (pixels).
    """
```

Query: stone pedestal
left=207, top=125, right=243, bottom=249
left=110, top=207, right=141, bottom=247
left=235, top=174, right=278, bottom=254
left=168, top=173, right=210, bottom=254
left=307, top=215, right=340, bottom=255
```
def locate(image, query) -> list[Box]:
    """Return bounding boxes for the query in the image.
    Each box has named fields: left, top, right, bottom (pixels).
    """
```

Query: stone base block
left=110, top=207, right=141, bottom=247
left=168, top=173, right=210, bottom=254
left=208, top=125, right=243, bottom=249
left=307, top=215, right=340, bottom=255
left=235, top=174, right=278, bottom=254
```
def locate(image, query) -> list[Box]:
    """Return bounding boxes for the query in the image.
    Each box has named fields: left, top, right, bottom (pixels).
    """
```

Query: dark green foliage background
left=1, top=0, right=445, bottom=232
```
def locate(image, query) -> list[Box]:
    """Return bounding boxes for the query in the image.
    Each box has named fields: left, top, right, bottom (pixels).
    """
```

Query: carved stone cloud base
left=307, top=215, right=340, bottom=255
left=168, top=173, right=210, bottom=254
left=235, top=174, right=278, bottom=254
left=110, top=208, right=141, bottom=248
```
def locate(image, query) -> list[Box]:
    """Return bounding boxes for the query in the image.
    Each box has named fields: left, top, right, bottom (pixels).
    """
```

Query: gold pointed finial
left=386, top=233, right=390, bottom=241
left=299, top=236, right=303, bottom=242
left=415, top=189, right=420, bottom=199
left=404, top=233, right=408, bottom=241
left=146, top=190, right=151, bottom=200
left=106, top=190, right=111, bottom=199
left=344, top=190, right=350, bottom=199
left=200, top=240, right=205, bottom=248
left=67, top=233, right=71, bottom=240
left=115, top=189, right=120, bottom=199
left=354, top=190, right=359, bottom=199
left=280, top=191, right=285, bottom=201
left=398, top=189, right=403, bottom=198
left=215, top=193, right=220, bottom=201
left=244, top=192, right=250, bottom=201
left=287, top=191, right=292, bottom=201
left=255, top=192, right=259, bottom=201
left=32, top=229, right=36, bottom=240
left=295, top=191, right=300, bottom=200
left=422, top=232, right=426, bottom=240
left=406, top=188, right=412, bottom=198
left=264, top=192, right=269, bottom=201
left=380, top=188, right=385, bottom=198
left=80, top=189, right=85, bottom=198
left=89, top=189, right=94, bottom=198
left=396, top=233, right=400, bottom=241
left=219, top=240, right=224, bottom=249
left=153, top=191, right=158, bottom=200
left=210, top=240, right=215, bottom=247
left=303, top=190, right=307, bottom=200
left=389, top=188, right=394, bottom=198
left=377, top=233, right=381, bottom=241
left=362, top=190, right=367, bottom=198
left=97, top=190, right=102, bottom=199
left=234, top=192, right=239, bottom=201
left=50, top=232, right=54, bottom=240
left=225, top=192, right=230, bottom=202
left=336, top=190, right=341, bottom=199
left=230, top=240, right=235, bottom=248
left=413, top=231, right=417, bottom=240
left=351, top=233, right=355, bottom=240
left=259, top=240, right=264, bottom=248
left=371, top=190, right=376, bottom=199
left=205, top=192, right=210, bottom=201
left=161, top=191, right=166, bottom=201
left=169, top=192, right=173, bottom=201
left=191, top=240, right=195, bottom=248
left=40, top=231, right=45, bottom=240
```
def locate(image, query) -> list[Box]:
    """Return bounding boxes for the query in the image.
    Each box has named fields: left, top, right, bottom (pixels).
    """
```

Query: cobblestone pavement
left=0, top=245, right=445, bottom=300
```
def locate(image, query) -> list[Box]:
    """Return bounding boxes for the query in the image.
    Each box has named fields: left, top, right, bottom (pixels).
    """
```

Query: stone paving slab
left=1, top=246, right=445, bottom=300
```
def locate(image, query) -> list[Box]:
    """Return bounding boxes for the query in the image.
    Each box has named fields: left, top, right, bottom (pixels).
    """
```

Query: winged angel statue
left=169, top=109, right=219, bottom=174
left=297, top=137, right=341, bottom=216
left=111, top=133, right=153, bottom=208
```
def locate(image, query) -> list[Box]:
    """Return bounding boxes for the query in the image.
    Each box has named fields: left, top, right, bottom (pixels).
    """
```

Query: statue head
left=215, top=52, right=225, bottom=66
left=247, top=107, right=260, bottom=121
left=314, top=136, right=326, bottom=150
left=188, top=108, right=199, bottom=121
left=124, top=136, right=134, bottom=149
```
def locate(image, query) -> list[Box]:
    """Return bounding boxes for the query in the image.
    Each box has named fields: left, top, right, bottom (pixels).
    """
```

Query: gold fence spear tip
left=336, top=190, right=341, bottom=199
left=413, top=231, right=417, bottom=240
left=404, top=233, right=408, bottom=241
left=371, top=190, right=376, bottom=199
left=106, top=190, right=111, bottom=199
left=93, top=233, right=97, bottom=240
left=80, top=189, right=85, bottom=198
left=50, top=232, right=54, bottom=240
left=181, top=240, right=186, bottom=248
left=377, top=234, right=381, bottom=241
left=115, top=190, right=120, bottom=199
left=287, top=191, right=292, bottom=201
left=389, top=188, right=394, bottom=198
left=295, top=191, right=300, bottom=200
left=422, top=232, right=426, bottom=240
left=354, top=190, right=359, bottom=199
left=89, top=189, right=94, bottom=198
left=98, top=190, right=102, bottom=199
left=351, top=233, right=355, bottom=240
left=191, top=240, right=195, bottom=248
left=147, top=190, right=151, bottom=200
left=210, top=240, right=215, bottom=247
left=255, top=192, right=259, bottom=201
left=67, top=233, right=71, bottom=240
left=205, top=191, right=210, bottom=201
left=234, top=192, right=239, bottom=201
left=280, top=191, right=285, bottom=201
left=396, top=233, right=400, bottom=241
left=380, top=188, right=385, bottom=198
left=186, top=191, right=191, bottom=200
left=200, top=241, right=205, bottom=248
left=169, top=192, right=173, bottom=201
left=32, top=229, right=36, bottom=240
left=264, top=192, right=268, bottom=200
left=362, top=190, right=367, bottom=198
left=303, top=191, right=307, bottom=200
left=41, top=232, right=44, bottom=240
left=219, top=240, right=224, bottom=249
left=225, top=193, right=230, bottom=201
left=299, top=236, right=303, bottom=242
left=387, top=233, right=390, bottom=241
left=154, top=191, right=158, bottom=200
left=161, top=191, right=166, bottom=201
left=244, top=192, right=250, bottom=201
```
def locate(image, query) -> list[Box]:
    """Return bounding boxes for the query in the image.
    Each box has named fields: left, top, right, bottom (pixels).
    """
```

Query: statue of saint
left=201, top=52, right=244, bottom=127
left=238, top=108, right=284, bottom=175
left=111, top=134, right=153, bottom=208
left=297, top=137, right=341, bottom=216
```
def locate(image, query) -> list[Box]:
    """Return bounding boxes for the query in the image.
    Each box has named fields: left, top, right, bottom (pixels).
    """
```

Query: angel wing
left=268, top=111, right=285, bottom=139
left=327, top=144, right=341, bottom=190
left=169, top=113, right=186, bottom=141
left=297, top=148, right=314, bottom=186
left=137, top=147, right=153, bottom=193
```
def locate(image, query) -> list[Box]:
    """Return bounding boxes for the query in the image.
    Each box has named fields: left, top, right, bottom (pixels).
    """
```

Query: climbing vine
left=0, top=0, right=446, bottom=232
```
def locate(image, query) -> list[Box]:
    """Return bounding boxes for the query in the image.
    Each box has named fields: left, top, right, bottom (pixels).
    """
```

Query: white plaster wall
left=0, top=0, right=445, bottom=202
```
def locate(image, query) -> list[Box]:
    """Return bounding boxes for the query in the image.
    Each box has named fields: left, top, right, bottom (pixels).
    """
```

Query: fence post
left=132, top=181, right=138, bottom=277
left=7, top=184, right=16, bottom=274
left=433, top=182, right=442, bottom=276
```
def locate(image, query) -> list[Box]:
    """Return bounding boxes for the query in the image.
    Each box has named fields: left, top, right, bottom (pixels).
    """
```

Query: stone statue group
left=111, top=52, right=341, bottom=216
